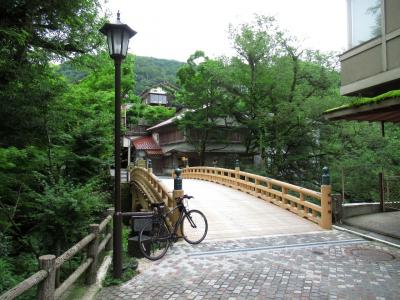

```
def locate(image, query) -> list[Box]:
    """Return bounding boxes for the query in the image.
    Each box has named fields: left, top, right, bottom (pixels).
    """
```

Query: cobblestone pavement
left=96, top=230, right=400, bottom=299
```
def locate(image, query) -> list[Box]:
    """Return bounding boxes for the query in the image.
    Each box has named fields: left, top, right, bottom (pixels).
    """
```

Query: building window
left=149, top=93, right=167, bottom=104
left=349, top=0, right=382, bottom=48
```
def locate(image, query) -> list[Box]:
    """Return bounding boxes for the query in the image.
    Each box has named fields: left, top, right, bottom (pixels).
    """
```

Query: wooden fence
left=0, top=209, right=114, bottom=300
left=182, top=166, right=332, bottom=229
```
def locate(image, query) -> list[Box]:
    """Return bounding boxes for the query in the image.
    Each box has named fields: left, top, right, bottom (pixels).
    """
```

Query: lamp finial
left=117, top=11, right=121, bottom=22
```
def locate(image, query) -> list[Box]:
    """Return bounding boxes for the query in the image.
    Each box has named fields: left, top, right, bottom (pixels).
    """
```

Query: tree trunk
left=199, top=140, right=207, bottom=166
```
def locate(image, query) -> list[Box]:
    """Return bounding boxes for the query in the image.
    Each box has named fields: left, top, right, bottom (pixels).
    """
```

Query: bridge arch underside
left=161, top=178, right=323, bottom=241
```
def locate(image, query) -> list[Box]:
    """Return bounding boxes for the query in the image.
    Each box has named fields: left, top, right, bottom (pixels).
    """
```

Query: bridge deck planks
left=160, top=178, right=323, bottom=241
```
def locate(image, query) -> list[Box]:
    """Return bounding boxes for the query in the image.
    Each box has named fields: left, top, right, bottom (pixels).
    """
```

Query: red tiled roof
left=132, top=136, right=161, bottom=150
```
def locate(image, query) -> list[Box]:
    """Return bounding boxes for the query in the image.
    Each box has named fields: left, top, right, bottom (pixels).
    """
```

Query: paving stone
left=96, top=230, right=400, bottom=299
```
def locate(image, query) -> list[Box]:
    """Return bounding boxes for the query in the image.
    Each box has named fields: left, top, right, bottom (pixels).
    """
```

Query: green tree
left=226, top=16, right=339, bottom=183
left=0, top=0, right=106, bottom=148
left=0, top=2, right=119, bottom=293
left=176, top=51, right=237, bottom=165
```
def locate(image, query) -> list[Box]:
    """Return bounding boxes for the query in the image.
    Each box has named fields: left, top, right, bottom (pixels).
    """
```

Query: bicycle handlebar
left=176, top=194, right=193, bottom=201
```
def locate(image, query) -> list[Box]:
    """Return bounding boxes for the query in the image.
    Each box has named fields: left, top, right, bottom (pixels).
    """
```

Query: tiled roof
left=132, top=136, right=161, bottom=150
left=146, top=115, right=177, bottom=131
left=147, top=110, right=189, bottom=131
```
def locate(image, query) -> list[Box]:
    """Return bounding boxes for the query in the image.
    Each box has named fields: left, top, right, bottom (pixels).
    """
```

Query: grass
left=102, top=254, right=138, bottom=287
left=64, top=284, right=87, bottom=300
left=102, top=226, right=139, bottom=287
left=324, top=89, right=400, bottom=113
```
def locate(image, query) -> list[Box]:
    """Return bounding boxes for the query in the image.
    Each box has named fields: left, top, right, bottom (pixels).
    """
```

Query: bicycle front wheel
left=138, top=221, right=170, bottom=260
left=182, top=210, right=208, bottom=244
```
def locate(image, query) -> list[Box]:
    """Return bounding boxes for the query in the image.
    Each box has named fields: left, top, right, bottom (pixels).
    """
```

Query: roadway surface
left=160, top=178, right=323, bottom=240
left=97, top=179, right=400, bottom=299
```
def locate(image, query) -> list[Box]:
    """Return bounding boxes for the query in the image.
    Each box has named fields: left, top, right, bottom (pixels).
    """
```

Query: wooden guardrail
left=182, top=166, right=332, bottom=229
left=0, top=209, right=114, bottom=300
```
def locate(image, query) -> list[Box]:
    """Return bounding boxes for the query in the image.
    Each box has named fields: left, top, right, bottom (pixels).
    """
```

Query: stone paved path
left=96, top=230, right=400, bottom=299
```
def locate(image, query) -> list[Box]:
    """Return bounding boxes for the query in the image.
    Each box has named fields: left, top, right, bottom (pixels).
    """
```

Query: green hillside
left=58, top=55, right=183, bottom=95
left=134, top=56, right=183, bottom=94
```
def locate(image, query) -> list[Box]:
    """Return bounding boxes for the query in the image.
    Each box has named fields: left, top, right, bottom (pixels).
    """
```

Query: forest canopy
left=0, top=1, right=120, bottom=296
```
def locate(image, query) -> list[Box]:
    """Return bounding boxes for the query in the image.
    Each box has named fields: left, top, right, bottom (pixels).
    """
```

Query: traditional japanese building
left=128, top=111, right=247, bottom=175
left=139, top=83, right=178, bottom=107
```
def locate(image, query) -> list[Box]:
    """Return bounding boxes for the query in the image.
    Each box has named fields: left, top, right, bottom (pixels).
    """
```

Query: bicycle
left=138, top=194, right=208, bottom=260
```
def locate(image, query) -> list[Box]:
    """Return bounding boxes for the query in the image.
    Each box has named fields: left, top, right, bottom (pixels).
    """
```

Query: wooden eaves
left=323, top=97, right=400, bottom=123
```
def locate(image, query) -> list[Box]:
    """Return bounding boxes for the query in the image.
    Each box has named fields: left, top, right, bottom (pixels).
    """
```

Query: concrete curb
left=332, top=225, right=400, bottom=249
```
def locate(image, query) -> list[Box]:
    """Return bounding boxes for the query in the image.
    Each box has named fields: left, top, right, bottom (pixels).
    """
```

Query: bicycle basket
left=130, top=212, right=154, bottom=233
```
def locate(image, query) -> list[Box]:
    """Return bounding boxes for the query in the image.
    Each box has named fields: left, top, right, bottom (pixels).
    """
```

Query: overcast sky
left=105, top=0, right=348, bottom=62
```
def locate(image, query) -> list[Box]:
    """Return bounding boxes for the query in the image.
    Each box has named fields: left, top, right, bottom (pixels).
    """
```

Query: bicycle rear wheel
left=138, top=221, right=170, bottom=260
left=182, top=210, right=208, bottom=244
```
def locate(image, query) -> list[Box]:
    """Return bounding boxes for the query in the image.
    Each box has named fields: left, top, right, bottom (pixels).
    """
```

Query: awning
left=161, top=143, right=247, bottom=154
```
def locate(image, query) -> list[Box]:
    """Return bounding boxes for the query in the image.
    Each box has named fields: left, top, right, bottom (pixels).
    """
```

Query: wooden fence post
left=282, top=187, right=288, bottom=207
left=106, top=208, right=114, bottom=251
left=321, top=166, right=332, bottom=229
left=86, top=224, right=100, bottom=285
left=37, top=255, right=56, bottom=300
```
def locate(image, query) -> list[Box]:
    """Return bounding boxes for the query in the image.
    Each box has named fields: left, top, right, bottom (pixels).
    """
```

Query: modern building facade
left=340, top=0, right=400, bottom=97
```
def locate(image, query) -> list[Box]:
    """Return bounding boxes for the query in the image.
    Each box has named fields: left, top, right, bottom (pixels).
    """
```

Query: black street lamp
left=100, top=12, right=136, bottom=278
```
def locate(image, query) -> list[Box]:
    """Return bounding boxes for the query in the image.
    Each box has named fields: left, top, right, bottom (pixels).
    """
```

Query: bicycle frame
left=158, top=201, right=189, bottom=238
left=138, top=197, right=207, bottom=260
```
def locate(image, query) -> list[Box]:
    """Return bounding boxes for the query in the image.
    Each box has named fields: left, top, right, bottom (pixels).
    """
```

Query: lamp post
left=100, top=12, right=136, bottom=278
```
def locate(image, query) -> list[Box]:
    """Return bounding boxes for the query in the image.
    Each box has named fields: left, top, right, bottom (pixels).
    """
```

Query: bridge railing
left=0, top=209, right=113, bottom=300
left=130, top=167, right=184, bottom=227
left=182, top=166, right=332, bottom=229
left=130, top=167, right=173, bottom=207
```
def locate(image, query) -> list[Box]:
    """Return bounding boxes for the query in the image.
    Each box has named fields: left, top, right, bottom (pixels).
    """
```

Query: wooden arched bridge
left=1, top=165, right=332, bottom=300
left=129, top=166, right=332, bottom=232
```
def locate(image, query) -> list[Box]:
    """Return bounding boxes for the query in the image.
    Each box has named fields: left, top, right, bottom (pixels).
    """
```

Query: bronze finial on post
left=322, top=166, right=330, bottom=185
left=174, top=168, right=182, bottom=190
left=235, top=159, right=240, bottom=169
